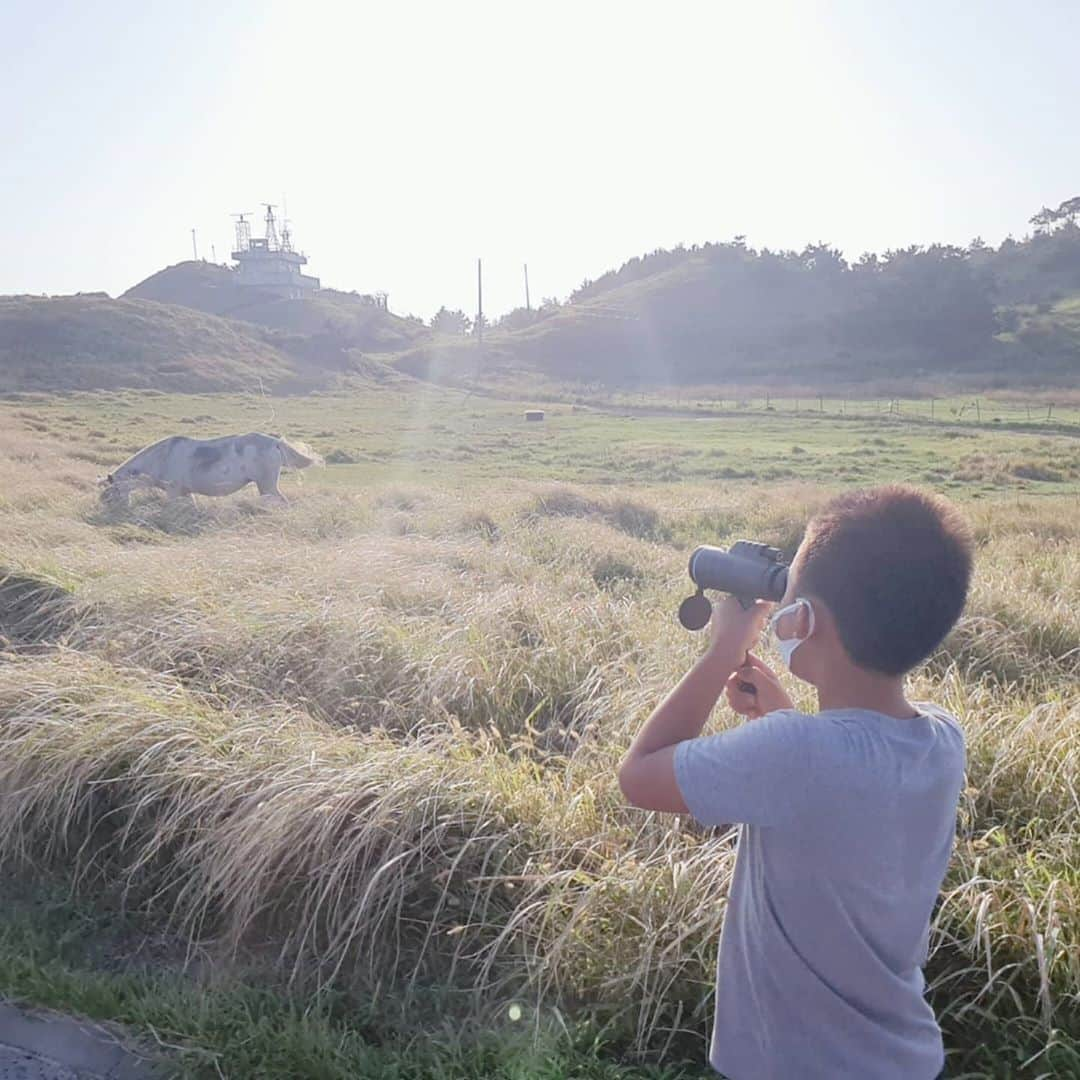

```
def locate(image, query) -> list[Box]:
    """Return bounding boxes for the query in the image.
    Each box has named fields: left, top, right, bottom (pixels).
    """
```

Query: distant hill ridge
left=125, top=262, right=426, bottom=355
left=0, top=261, right=431, bottom=394
left=5, top=199, right=1080, bottom=394
left=401, top=202, right=1080, bottom=390
left=0, top=293, right=300, bottom=393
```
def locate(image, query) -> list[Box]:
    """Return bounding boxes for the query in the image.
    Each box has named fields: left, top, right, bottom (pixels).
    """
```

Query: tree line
left=414, top=197, right=1080, bottom=386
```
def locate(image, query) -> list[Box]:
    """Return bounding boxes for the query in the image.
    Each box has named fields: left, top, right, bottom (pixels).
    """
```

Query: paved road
left=0, top=1002, right=155, bottom=1080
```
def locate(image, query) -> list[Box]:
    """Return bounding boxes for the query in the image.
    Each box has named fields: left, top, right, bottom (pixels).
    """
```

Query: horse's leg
left=255, top=461, right=287, bottom=505
left=165, top=484, right=196, bottom=507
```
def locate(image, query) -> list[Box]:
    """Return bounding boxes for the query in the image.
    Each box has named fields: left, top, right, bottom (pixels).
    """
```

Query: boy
left=618, top=486, right=973, bottom=1079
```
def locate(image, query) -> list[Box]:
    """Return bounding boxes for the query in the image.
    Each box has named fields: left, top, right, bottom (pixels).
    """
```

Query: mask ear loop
left=770, top=597, right=815, bottom=640
left=742, top=599, right=814, bottom=696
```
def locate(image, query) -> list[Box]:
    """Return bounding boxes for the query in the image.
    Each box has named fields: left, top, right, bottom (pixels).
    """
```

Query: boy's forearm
left=624, top=648, right=738, bottom=759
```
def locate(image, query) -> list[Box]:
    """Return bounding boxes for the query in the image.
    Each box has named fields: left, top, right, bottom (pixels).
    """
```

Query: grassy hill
left=396, top=253, right=985, bottom=390
left=9, top=207, right=1080, bottom=397
left=0, top=294, right=301, bottom=393
left=118, top=260, right=245, bottom=317
left=400, top=223, right=1080, bottom=392
left=125, top=262, right=428, bottom=354
left=1000, top=293, right=1080, bottom=372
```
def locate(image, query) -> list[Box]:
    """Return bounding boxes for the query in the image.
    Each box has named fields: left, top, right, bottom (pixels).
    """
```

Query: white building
left=231, top=205, right=320, bottom=299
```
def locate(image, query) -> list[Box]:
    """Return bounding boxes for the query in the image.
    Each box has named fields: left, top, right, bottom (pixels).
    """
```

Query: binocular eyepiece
left=678, top=540, right=790, bottom=630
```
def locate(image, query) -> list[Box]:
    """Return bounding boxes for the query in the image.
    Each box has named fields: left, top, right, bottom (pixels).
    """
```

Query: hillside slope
left=125, top=262, right=428, bottom=354
left=0, top=294, right=299, bottom=393
left=1000, top=294, right=1080, bottom=371
left=400, top=227, right=1080, bottom=389
left=119, top=261, right=246, bottom=317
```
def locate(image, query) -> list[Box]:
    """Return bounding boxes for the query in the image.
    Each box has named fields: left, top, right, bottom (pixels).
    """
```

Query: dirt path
left=0, top=1001, right=156, bottom=1079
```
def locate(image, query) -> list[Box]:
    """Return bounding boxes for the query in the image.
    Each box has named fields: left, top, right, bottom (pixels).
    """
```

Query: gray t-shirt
left=674, top=705, right=964, bottom=1080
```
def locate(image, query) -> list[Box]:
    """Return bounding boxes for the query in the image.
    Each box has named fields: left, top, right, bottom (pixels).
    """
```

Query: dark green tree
left=429, top=307, right=471, bottom=335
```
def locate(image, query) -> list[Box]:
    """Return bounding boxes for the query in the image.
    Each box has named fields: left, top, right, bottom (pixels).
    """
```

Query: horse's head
left=99, top=469, right=141, bottom=506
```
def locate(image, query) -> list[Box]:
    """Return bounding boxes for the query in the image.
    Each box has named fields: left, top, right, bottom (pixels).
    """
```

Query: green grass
left=1, top=384, right=1079, bottom=1077
left=3, top=386, right=1079, bottom=495
left=0, top=884, right=703, bottom=1080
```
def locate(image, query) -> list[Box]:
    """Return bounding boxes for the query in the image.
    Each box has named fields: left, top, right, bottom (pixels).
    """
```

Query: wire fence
left=582, top=391, right=1080, bottom=427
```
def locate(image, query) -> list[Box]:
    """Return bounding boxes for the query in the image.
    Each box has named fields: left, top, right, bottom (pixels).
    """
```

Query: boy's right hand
left=725, top=652, right=794, bottom=719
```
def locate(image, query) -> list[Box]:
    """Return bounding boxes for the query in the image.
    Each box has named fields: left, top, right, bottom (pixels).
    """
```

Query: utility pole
left=191, top=229, right=199, bottom=260
left=476, top=258, right=484, bottom=354
left=524, top=263, right=531, bottom=311
left=211, top=243, right=217, bottom=264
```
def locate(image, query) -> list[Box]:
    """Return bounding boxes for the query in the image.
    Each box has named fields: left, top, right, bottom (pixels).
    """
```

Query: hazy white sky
left=4, top=0, right=1079, bottom=319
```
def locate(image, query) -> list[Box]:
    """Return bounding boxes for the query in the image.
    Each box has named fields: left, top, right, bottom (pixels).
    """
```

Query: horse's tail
left=276, top=437, right=324, bottom=469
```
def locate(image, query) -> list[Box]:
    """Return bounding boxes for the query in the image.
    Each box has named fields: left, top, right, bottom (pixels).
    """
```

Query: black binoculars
left=678, top=540, right=790, bottom=630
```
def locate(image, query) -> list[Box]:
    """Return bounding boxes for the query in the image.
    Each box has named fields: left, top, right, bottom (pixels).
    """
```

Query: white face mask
left=770, top=598, right=815, bottom=670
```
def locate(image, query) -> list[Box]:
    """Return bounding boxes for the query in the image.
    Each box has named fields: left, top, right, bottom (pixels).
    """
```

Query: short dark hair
left=796, top=486, right=974, bottom=676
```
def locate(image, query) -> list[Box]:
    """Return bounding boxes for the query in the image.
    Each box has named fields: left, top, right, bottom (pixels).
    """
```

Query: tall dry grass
left=1, top=419, right=1079, bottom=1059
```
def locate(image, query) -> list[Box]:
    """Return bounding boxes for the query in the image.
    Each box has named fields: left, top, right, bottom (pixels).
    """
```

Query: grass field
left=1, top=384, right=1079, bottom=1077
left=5, top=385, right=1080, bottom=493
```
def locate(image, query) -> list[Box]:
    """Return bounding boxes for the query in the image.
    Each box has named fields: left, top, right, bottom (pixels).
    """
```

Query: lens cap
left=678, top=591, right=712, bottom=631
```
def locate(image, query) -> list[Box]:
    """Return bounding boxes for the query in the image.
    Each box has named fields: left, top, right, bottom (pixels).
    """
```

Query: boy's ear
left=805, top=594, right=843, bottom=648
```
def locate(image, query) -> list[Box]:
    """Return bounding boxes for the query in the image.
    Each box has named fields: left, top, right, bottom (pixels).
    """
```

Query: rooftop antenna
left=231, top=212, right=253, bottom=255
left=262, top=203, right=280, bottom=251
left=280, top=194, right=293, bottom=253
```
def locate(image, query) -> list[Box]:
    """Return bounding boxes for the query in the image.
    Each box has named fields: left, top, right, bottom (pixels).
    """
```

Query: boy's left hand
left=706, top=595, right=773, bottom=667
left=725, top=652, right=794, bottom=718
